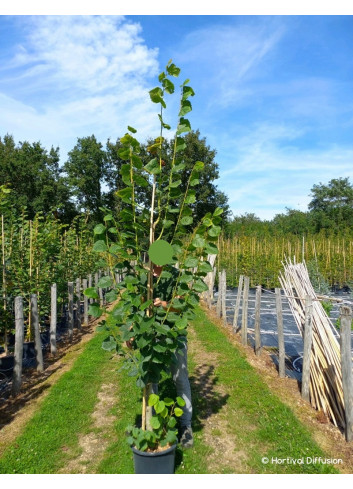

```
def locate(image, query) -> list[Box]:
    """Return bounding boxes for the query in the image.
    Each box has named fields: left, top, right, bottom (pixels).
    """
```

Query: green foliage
left=309, top=177, right=353, bottom=233
left=307, top=259, right=331, bottom=296
left=0, top=134, right=75, bottom=222
left=93, top=60, right=222, bottom=391
left=0, top=209, right=101, bottom=341
left=126, top=394, right=185, bottom=451
left=63, top=135, right=109, bottom=221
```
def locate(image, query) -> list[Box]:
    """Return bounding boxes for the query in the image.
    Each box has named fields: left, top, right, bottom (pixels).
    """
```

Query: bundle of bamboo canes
left=279, top=258, right=345, bottom=427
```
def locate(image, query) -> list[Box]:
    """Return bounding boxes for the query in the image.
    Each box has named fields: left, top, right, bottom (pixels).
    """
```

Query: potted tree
left=85, top=60, right=223, bottom=473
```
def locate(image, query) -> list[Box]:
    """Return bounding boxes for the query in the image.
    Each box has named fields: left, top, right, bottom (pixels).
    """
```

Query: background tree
left=0, top=134, right=73, bottom=221
left=225, top=212, right=272, bottom=237
left=63, top=135, right=109, bottom=221
left=272, top=209, right=313, bottom=236
left=308, top=177, right=353, bottom=233
left=155, top=130, right=230, bottom=227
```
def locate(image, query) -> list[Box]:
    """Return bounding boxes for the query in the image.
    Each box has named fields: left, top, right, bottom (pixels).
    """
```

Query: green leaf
left=185, top=189, right=196, bottom=204
left=155, top=323, right=171, bottom=335
left=179, top=272, right=193, bottom=283
left=184, top=257, right=198, bottom=268
left=192, top=236, right=206, bottom=248
left=204, top=242, right=219, bottom=255
left=175, top=316, right=188, bottom=329
left=97, top=276, right=113, bottom=288
left=128, top=125, right=137, bottom=133
left=144, top=158, right=161, bottom=175
left=194, top=161, right=204, bottom=171
left=174, top=407, right=183, bottom=417
left=208, top=225, right=222, bottom=237
left=199, top=261, right=213, bottom=273
left=84, top=287, right=99, bottom=299
left=149, top=87, right=166, bottom=108
left=155, top=400, right=166, bottom=414
left=94, top=224, right=106, bottom=234
left=124, top=275, right=139, bottom=284
left=93, top=240, right=108, bottom=253
left=172, top=162, right=186, bottom=172
left=88, top=304, right=103, bottom=317
left=162, top=77, right=175, bottom=94
left=140, top=299, right=153, bottom=311
left=162, top=219, right=174, bottom=229
left=102, top=336, right=116, bottom=351
left=178, top=100, right=192, bottom=117
left=192, top=279, right=209, bottom=293
left=170, top=179, right=182, bottom=188
left=166, top=62, right=180, bottom=77
left=117, top=147, right=130, bottom=160
left=213, top=207, right=224, bottom=216
left=176, top=117, right=191, bottom=135
left=167, top=417, right=177, bottom=428
left=109, top=243, right=121, bottom=254
left=148, top=394, right=159, bottom=406
left=175, top=137, right=186, bottom=152
left=182, top=85, right=195, bottom=100
left=150, top=416, right=161, bottom=429
left=105, top=290, right=117, bottom=302
left=116, top=187, right=133, bottom=204
left=165, top=430, right=177, bottom=444
left=181, top=216, right=193, bottom=226
left=163, top=397, right=174, bottom=406
left=176, top=396, right=186, bottom=407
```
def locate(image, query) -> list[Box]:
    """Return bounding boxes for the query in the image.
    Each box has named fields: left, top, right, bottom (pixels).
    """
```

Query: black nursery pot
left=131, top=444, right=176, bottom=474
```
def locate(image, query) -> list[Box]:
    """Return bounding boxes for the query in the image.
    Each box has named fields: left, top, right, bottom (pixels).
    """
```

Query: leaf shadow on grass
left=189, top=364, right=230, bottom=433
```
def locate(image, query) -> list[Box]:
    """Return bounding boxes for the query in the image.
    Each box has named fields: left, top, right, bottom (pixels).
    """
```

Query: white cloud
left=0, top=15, right=161, bottom=160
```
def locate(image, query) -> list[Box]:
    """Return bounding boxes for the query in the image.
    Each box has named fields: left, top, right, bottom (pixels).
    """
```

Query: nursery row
left=217, top=234, right=353, bottom=289
left=0, top=206, right=105, bottom=348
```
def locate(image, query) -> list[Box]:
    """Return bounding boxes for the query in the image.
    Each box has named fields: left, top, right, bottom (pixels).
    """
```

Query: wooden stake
left=68, top=282, right=74, bottom=341
left=31, top=294, right=44, bottom=372
left=222, top=269, right=227, bottom=325
left=233, top=275, right=244, bottom=333
left=340, top=306, right=353, bottom=442
left=216, top=270, right=222, bottom=318
left=50, top=284, right=57, bottom=356
left=83, top=278, right=88, bottom=325
left=76, top=278, right=81, bottom=330
left=241, top=276, right=249, bottom=346
left=12, top=297, right=24, bottom=397
left=254, top=285, right=262, bottom=356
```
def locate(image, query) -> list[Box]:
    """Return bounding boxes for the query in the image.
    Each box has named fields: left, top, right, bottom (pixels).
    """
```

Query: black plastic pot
left=132, top=444, right=176, bottom=474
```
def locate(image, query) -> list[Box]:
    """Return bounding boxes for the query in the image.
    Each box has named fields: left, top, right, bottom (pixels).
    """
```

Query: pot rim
left=131, top=443, right=177, bottom=457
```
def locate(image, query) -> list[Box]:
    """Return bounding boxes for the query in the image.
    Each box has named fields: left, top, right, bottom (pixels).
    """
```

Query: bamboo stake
left=279, top=259, right=345, bottom=426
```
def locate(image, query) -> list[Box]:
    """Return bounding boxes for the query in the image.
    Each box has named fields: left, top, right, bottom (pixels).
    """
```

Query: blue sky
left=1, top=12, right=353, bottom=220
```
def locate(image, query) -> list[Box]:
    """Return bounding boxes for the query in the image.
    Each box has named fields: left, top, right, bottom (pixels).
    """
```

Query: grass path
left=0, top=306, right=343, bottom=474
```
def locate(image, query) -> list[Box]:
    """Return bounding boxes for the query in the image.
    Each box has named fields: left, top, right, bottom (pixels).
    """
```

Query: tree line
left=1, top=130, right=351, bottom=238
left=0, top=130, right=229, bottom=228
left=226, top=177, right=353, bottom=238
